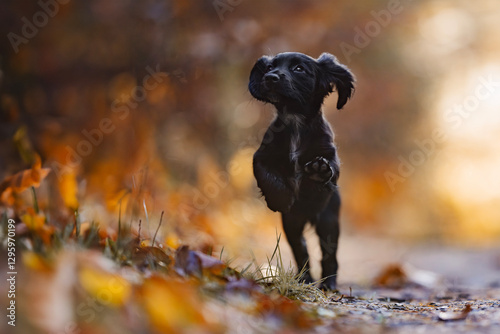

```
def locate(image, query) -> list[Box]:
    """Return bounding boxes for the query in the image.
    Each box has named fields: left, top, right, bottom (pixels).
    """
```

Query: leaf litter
left=3, top=156, right=500, bottom=334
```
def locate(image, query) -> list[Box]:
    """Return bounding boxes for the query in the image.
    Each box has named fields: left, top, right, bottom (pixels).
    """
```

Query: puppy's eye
left=293, top=65, right=305, bottom=72
left=266, top=65, right=273, bottom=72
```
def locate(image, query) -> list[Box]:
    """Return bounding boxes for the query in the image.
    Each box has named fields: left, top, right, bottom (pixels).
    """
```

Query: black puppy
left=248, top=52, right=354, bottom=290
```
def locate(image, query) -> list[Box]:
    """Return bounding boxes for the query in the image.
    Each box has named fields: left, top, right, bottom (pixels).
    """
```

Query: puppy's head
left=249, top=52, right=355, bottom=110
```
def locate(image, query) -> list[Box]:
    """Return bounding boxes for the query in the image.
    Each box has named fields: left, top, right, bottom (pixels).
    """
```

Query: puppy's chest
left=288, top=129, right=303, bottom=163
left=288, top=128, right=319, bottom=171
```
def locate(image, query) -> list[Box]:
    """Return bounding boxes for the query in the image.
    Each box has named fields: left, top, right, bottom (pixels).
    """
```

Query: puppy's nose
left=264, top=73, right=280, bottom=83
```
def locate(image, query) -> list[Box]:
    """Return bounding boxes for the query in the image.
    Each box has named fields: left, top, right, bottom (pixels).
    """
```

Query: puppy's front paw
left=304, top=157, right=334, bottom=183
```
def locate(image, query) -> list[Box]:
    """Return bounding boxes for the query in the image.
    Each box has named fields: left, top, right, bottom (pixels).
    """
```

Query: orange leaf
left=79, top=266, right=132, bottom=307
left=373, top=263, right=408, bottom=289
left=1, top=187, right=14, bottom=206
left=21, top=208, right=54, bottom=244
left=0, top=154, right=50, bottom=204
left=58, top=169, right=79, bottom=209
left=165, top=234, right=181, bottom=249
left=21, top=208, right=46, bottom=231
left=255, top=293, right=316, bottom=329
left=140, top=276, right=207, bottom=332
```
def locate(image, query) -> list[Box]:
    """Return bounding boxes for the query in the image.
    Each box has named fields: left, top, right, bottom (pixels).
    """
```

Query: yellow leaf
left=21, top=208, right=46, bottom=231
left=22, top=251, right=52, bottom=271
left=20, top=208, right=54, bottom=244
left=165, top=234, right=181, bottom=249
left=140, top=276, right=206, bottom=332
left=58, top=170, right=79, bottom=209
left=79, top=266, right=131, bottom=307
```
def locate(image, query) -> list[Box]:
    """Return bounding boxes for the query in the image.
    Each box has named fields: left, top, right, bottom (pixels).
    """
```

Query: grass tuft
left=244, top=233, right=326, bottom=303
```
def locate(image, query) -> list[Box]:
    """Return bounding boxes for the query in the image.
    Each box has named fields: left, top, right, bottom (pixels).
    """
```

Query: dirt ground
left=303, top=234, right=500, bottom=333
left=317, top=284, right=500, bottom=333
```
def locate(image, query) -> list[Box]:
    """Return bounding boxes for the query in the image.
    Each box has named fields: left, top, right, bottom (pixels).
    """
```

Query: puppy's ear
left=249, top=56, right=272, bottom=102
left=316, top=53, right=355, bottom=109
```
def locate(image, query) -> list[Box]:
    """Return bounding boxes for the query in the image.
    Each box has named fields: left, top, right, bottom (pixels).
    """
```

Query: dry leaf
left=438, top=304, right=472, bottom=321
left=21, top=207, right=46, bottom=230
left=21, top=208, right=54, bottom=244
left=165, top=234, right=181, bottom=249
left=225, top=276, right=263, bottom=294
left=22, top=251, right=53, bottom=272
left=98, top=225, right=117, bottom=243
left=255, top=293, right=316, bottom=329
left=79, top=266, right=132, bottom=307
left=174, top=245, right=227, bottom=278
left=58, top=169, right=79, bottom=209
left=0, top=154, right=50, bottom=198
left=140, top=275, right=207, bottom=332
left=196, top=249, right=227, bottom=276
left=133, top=246, right=172, bottom=270
left=174, top=245, right=202, bottom=277
left=374, top=263, right=408, bottom=289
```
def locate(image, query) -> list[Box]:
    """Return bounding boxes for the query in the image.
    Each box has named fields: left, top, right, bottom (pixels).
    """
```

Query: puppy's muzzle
left=264, top=72, right=280, bottom=83
left=263, top=72, right=280, bottom=89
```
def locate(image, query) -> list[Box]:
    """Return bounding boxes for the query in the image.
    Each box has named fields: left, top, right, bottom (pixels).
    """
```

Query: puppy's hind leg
left=281, top=212, right=313, bottom=283
left=314, top=189, right=341, bottom=290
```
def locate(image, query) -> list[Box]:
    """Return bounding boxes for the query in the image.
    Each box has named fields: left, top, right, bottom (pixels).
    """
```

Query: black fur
left=248, top=52, right=355, bottom=290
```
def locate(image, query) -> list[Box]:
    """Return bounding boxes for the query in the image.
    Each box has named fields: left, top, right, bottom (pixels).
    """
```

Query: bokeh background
left=2, top=0, right=500, bottom=276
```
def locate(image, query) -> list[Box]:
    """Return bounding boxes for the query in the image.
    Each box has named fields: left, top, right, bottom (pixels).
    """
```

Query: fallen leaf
left=21, top=207, right=46, bottom=230
left=225, top=276, right=264, bottom=294
left=174, top=245, right=202, bottom=277
left=22, top=251, right=53, bottom=272
left=174, top=245, right=227, bottom=278
left=1, top=154, right=51, bottom=206
left=255, top=293, right=316, bottom=329
left=196, top=249, right=227, bottom=276
left=438, top=304, right=472, bottom=321
left=1, top=154, right=50, bottom=194
left=79, top=265, right=132, bottom=307
left=165, top=234, right=181, bottom=249
left=98, top=225, right=117, bottom=243
left=133, top=246, right=173, bottom=270
left=374, top=263, right=408, bottom=289
left=21, top=207, right=54, bottom=244
left=0, top=187, right=14, bottom=206
left=140, top=275, right=207, bottom=332
left=58, top=169, right=79, bottom=209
